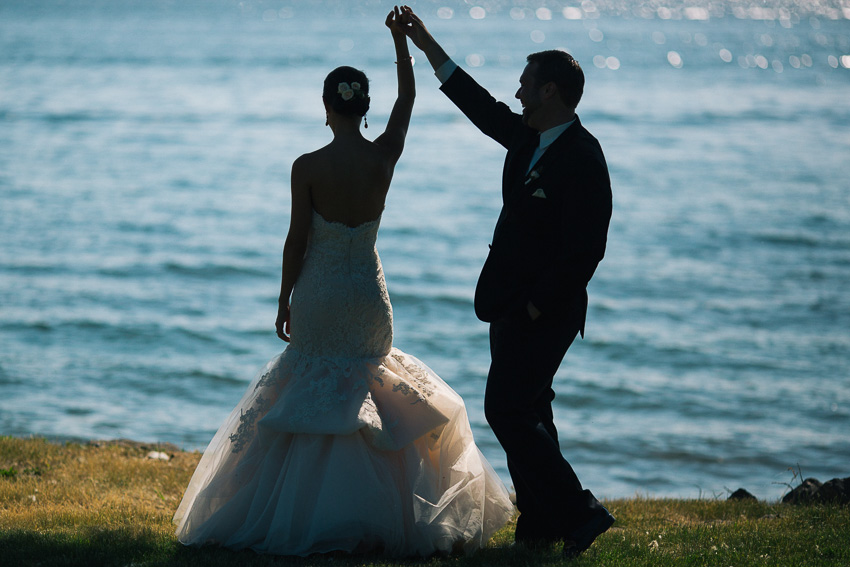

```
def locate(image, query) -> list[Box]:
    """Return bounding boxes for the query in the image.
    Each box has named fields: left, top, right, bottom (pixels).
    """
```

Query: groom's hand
left=526, top=301, right=541, bottom=321
left=398, top=6, right=449, bottom=70
left=397, top=6, right=429, bottom=49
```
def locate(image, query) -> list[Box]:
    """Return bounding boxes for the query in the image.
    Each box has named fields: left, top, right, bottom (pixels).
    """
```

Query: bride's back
left=305, top=136, right=393, bottom=228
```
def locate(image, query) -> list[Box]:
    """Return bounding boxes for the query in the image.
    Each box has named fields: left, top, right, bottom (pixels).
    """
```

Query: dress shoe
left=562, top=507, right=615, bottom=558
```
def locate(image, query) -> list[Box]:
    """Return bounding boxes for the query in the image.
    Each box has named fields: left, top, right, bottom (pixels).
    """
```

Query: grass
left=1, top=436, right=848, bottom=567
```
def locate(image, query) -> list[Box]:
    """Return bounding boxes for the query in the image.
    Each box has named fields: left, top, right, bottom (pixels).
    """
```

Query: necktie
left=513, top=135, right=538, bottom=181
left=527, top=134, right=543, bottom=174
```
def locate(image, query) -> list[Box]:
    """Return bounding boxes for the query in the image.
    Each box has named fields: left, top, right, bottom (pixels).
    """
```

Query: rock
left=146, top=451, right=170, bottom=461
left=782, top=478, right=822, bottom=504
left=782, top=477, right=850, bottom=505
left=816, top=477, right=850, bottom=505
left=728, top=488, right=757, bottom=501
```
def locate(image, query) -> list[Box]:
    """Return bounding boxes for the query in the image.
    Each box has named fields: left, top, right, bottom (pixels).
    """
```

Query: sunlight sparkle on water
left=469, top=6, right=487, bottom=20
left=581, top=1, right=599, bottom=16
left=563, top=7, right=583, bottom=20
left=221, top=0, right=850, bottom=22
left=536, top=7, right=553, bottom=20
left=667, top=50, right=684, bottom=68
left=593, top=55, right=621, bottom=70
left=685, top=7, right=710, bottom=20
left=465, top=53, right=485, bottom=67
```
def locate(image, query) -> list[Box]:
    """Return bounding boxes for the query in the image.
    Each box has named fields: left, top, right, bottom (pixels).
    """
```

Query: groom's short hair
left=526, top=50, right=584, bottom=109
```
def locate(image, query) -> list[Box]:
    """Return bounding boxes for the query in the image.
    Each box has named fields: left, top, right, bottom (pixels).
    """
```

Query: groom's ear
left=541, top=81, right=558, bottom=101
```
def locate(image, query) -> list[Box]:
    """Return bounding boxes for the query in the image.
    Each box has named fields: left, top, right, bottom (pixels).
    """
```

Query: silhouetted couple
left=174, top=6, right=613, bottom=559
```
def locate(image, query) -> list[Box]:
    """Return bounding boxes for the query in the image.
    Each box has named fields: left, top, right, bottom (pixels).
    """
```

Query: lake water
left=1, top=0, right=848, bottom=500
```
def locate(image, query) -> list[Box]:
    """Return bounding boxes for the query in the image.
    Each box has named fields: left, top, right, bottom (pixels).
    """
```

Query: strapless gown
left=173, top=210, right=514, bottom=557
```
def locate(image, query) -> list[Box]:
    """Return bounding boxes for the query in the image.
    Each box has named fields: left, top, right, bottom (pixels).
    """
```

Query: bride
left=173, top=7, right=514, bottom=557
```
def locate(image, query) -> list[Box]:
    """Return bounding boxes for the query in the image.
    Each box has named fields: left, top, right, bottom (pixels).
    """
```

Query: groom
left=400, top=7, right=614, bottom=557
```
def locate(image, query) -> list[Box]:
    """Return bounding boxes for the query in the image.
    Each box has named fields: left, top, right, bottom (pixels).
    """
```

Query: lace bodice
left=288, top=210, right=393, bottom=358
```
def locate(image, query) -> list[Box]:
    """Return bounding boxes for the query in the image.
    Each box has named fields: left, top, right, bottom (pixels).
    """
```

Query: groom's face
left=516, top=62, right=543, bottom=129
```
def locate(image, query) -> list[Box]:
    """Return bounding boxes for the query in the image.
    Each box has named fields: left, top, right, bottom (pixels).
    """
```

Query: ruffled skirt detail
left=174, top=346, right=514, bottom=557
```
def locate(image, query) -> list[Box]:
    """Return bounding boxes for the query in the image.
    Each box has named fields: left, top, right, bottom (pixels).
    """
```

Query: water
left=2, top=0, right=848, bottom=500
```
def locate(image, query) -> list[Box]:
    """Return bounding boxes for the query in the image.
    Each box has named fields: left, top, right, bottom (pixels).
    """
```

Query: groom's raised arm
left=399, top=7, right=450, bottom=74
left=439, top=68, right=523, bottom=151
left=401, top=7, right=522, bottom=150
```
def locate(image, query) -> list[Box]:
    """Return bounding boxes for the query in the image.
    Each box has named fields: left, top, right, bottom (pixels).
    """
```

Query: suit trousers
left=484, top=308, right=604, bottom=540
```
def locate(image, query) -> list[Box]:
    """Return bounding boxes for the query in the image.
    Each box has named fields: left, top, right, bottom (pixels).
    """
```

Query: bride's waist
left=300, top=258, right=383, bottom=279
left=306, top=245, right=378, bottom=261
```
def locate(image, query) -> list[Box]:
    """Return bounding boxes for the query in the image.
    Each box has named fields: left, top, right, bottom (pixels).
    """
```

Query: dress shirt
left=434, top=59, right=459, bottom=83
left=527, top=120, right=574, bottom=173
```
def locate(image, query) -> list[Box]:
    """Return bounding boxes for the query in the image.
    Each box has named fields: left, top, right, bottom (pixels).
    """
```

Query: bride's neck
left=328, top=115, right=363, bottom=138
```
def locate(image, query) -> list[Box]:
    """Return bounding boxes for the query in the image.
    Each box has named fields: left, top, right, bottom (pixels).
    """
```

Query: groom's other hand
left=398, top=6, right=449, bottom=71
left=526, top=301, right=542, bottom=321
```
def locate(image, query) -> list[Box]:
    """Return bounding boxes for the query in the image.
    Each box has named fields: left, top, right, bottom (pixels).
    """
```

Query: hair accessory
left=337, top=81, right=365, bottom=102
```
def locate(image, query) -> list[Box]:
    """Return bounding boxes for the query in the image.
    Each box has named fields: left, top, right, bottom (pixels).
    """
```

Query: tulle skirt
left=173, top=346, right=514, bottom=557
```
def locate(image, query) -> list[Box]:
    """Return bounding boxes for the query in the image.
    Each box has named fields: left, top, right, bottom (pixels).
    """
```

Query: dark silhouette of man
left=400, top=7, right=614, bottom=557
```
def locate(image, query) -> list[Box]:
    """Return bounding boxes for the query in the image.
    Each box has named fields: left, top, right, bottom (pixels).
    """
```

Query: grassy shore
left=1, top=436, right=847, bottom=567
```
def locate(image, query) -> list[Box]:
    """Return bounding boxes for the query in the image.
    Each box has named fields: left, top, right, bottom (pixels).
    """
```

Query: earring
left=364, top=114, right=368, bottom=129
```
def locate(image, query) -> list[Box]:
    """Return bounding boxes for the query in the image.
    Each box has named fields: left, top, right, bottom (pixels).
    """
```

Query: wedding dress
left=174, top=209, right=514, bottom=557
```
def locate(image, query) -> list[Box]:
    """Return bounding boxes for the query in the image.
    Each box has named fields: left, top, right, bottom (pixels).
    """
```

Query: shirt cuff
left=434, top=59, right=458, bottom=84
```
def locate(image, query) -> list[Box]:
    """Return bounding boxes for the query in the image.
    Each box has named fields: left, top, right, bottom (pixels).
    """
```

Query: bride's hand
left=395, top=6, right=430, bottom=49
left=385, top=5, right=405, bottom=36
left=275, top=304, right=291, bottom=342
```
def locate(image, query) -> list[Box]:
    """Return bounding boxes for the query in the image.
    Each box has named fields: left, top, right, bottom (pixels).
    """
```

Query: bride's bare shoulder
left=295, top=144, right=333, bottom=164
left=291, top=146, right=333, bottom=179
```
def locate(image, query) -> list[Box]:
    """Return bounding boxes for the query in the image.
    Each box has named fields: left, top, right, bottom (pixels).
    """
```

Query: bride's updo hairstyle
left=323, top=66, right=370, bottom=117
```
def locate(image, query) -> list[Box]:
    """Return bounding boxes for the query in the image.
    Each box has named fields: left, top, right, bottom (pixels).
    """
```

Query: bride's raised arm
left=374, top=6, right=415, bottom=163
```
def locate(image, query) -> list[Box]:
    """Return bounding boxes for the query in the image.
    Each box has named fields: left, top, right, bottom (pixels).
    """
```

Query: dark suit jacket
left=441, top=68, right=612, bottom=335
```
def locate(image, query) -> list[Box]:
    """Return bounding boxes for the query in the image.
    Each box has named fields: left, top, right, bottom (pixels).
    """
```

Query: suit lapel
left=508, top=132, right=538, bottom=187
left=501, top=131, right=538, bottom=213
left=521, top=117, right=583, bottom=197
left=498, top=118, right=582, bottom=228
left=532, top=118, right=580, bottom=171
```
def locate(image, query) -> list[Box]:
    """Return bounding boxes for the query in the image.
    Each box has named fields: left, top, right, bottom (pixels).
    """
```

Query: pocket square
left=531, top=188, right=547, bottom=199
